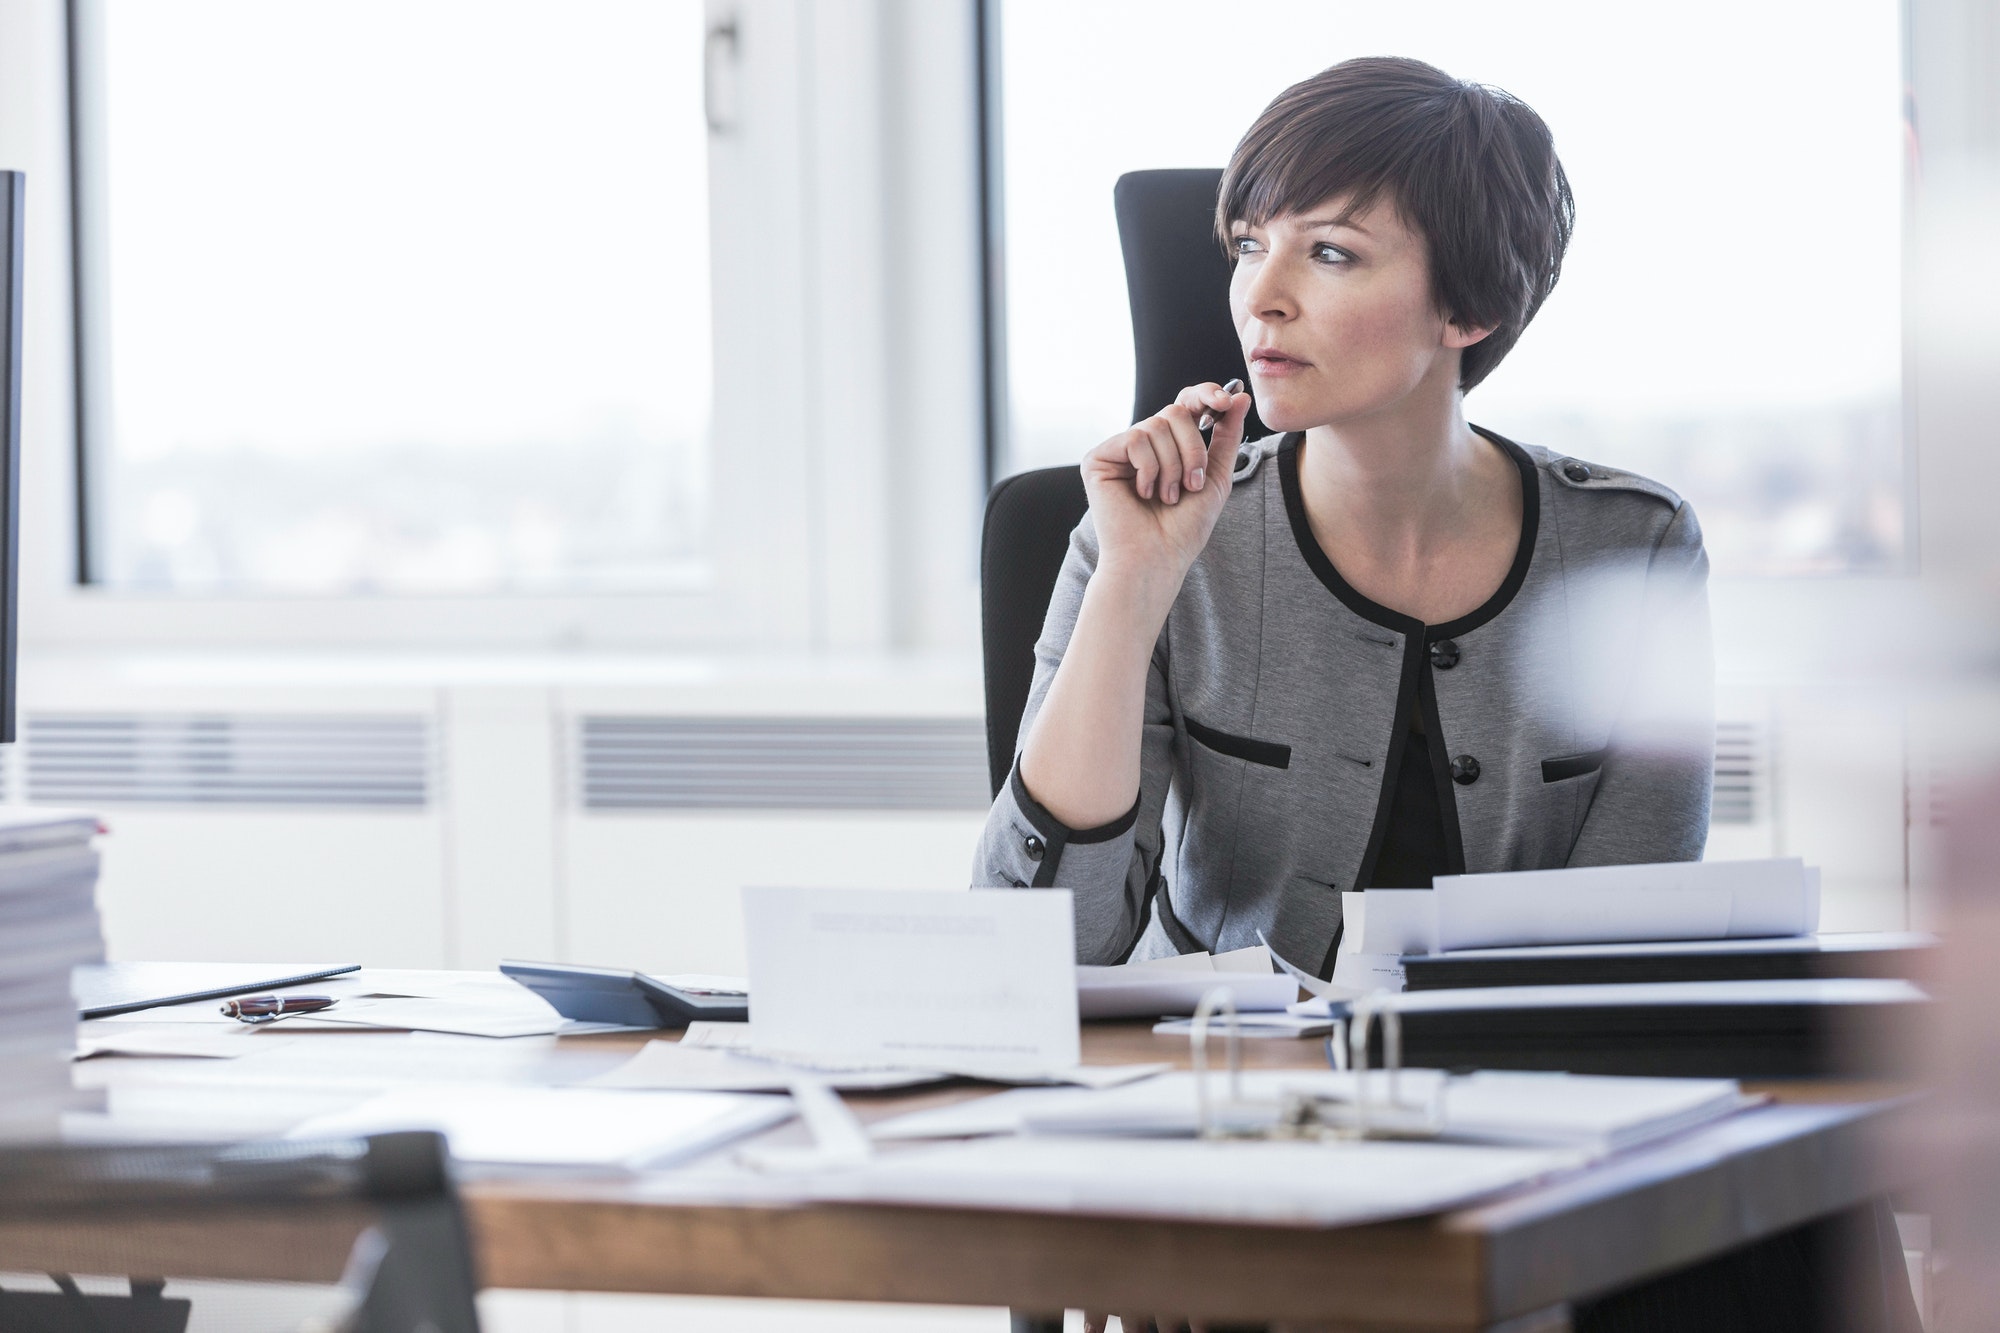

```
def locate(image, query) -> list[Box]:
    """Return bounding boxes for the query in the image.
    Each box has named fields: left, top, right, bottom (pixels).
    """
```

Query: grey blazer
left=974, top=428, right=1714, bottom=974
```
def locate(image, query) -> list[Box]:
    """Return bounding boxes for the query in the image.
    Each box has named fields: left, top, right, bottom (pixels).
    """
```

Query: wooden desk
left=10, top=975, right=1923, bottom=1333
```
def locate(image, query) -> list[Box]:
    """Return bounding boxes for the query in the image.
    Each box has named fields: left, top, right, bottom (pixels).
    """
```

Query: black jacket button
left=1563, top=461, right=1591, bottom=483
left=1450, top=755, right=1481, bottom=785
left=1429, top=639, right=1460, bottom=670
left=1024, top=834, right=1046, bottom=861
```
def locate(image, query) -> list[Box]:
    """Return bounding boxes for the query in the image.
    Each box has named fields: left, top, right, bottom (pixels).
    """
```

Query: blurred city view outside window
left=998, top=0, right=1906, bottom=577
left=82, top=0, right=711, bottom=594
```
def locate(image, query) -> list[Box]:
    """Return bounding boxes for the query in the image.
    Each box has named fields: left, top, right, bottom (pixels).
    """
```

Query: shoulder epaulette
left=1543, top=453, right=1684, bottom=509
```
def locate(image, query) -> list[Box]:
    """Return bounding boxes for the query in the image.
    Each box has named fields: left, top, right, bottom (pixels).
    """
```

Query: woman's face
left=1228, top=195, right=1487, bottom=433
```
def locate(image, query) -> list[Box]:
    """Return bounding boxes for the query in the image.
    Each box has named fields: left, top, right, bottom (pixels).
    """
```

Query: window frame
left=33, top=0, right=987, bottom=653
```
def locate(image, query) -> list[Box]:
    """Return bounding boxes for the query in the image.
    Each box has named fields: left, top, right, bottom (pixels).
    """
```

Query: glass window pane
left=998, top=0, right=1904, bottom=576
left=90, top=0, right=711, bottom=593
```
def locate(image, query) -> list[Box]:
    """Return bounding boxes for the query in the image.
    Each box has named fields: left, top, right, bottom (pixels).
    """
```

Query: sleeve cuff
left=999, top=760, right=1140, bottom=887
left=1009, top=763, right=1140, bottom=845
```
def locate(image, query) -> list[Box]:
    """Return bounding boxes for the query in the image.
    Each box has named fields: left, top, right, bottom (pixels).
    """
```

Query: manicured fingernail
left=1190, top=467, right=1205, bottom=490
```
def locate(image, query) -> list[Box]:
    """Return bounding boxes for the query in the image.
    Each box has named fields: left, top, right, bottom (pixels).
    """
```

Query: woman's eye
left=1312, top=243, right=1352, bottom=264
left=1232, top=235, right=1261, bottom=256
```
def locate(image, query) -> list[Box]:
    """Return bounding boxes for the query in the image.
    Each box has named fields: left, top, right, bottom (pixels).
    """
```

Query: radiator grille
left=578, top=716, right=989, bottom=812
left=1712, top=719, right=1766, bottom=825
left=24, top=714, right=432, bottom=809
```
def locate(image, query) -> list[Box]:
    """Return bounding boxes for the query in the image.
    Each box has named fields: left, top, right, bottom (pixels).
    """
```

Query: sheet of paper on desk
left=74, top=1027, right=294, bottom=1059
left=803, top=1135, right=1584, bottom=1227
left=1431, top=858, right=1819, bottom=953
left=277, top=996, right=641, bottom=1039
left=1077, top=944, right=1295, bottom=1020
left=662, top=1028, right=1165, bottom=1088
left=286, top=1085, right=793, bottom=1170
left=743, top=886, right=1080, bottom=1077
left=869, top=1069, right=1752, bottom=1154
left=100, top=971, right=522, bottom=1024
left=587, top=1041, right=947, bottom=1093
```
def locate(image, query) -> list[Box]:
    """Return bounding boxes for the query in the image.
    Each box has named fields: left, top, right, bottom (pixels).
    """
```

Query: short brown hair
left=1217, top=56, right=1574, bottom=392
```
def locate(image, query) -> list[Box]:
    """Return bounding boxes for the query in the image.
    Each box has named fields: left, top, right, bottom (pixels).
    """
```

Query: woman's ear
left=1444, top=319, right=1495, bottom=350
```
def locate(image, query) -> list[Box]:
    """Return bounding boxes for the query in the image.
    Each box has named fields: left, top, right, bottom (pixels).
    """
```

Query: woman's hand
left=1082, top=382, right=1253, bottom=596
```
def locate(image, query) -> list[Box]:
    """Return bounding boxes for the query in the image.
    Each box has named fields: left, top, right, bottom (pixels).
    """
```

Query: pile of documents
left=1331, top=857, right=1825, bottom=992
left=0, top=810, right=105, bottom=1138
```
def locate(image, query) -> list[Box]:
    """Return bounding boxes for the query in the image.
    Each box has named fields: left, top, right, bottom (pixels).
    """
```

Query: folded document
left=1077, top=944, right=1296, bottom=1019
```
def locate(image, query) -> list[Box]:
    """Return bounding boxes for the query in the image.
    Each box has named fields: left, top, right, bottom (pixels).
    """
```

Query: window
left=74, top=0, right=712, bottom=595
left=995, top=0, right=1907, bottom=576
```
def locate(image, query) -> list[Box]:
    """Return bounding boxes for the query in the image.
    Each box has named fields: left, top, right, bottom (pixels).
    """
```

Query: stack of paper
left=1401, top=931, right=1936, bottom=992
left=1360, top=977, right=1928, bottom=1079
left=0, top=810, right=105, bottom=1139
left=1332, top=859, right=1825, bottom=993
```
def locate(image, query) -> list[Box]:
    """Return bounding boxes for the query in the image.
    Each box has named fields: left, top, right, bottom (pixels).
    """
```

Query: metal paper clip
left=1274, top=991, right=1450, bottom=1140
left=1189, top=986, right=1248, bottom=1139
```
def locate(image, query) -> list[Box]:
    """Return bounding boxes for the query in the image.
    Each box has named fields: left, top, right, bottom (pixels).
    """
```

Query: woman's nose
left=1236, top=257, right=1298, bottom=325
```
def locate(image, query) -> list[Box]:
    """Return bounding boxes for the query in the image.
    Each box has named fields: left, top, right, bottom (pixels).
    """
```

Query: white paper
left=1075, top=970, right=1295, bottom=1020
left=286, top=1085, right=793, bottom=1169
left=1076, top=944, right=1291, bottom=1020
left=802, top=1135, right=1583, bottom=1227
left=869, top=1068, right=1750, bottom=1156
left=682, top=1021, right=756, bottom=1050
left=277, top=996, right=579, bottom=1038
left=74, top=1027, right=290, bottom=1060
left=1347, top=890, right=1438, bottom=954
left=743, top=887, right=1080, bottom=1076
left=1383, top=976, right=1926, bottom=1013
left=1430, top=858, right=1818, bottom=953
left=1152, top=1013, right=1336, bottom=1038
left=588, top=1041, right=947, bottom=1093
left=670, top=1025, right=1164, bottom=1089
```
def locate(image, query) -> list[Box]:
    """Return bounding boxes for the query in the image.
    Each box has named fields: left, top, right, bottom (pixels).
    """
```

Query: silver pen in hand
left=1196, top=378, right=1246, bottom=435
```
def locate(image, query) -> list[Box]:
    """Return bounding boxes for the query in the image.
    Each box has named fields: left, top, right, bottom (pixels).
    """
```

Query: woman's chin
left=1254, top=404, right=1326, bottom=434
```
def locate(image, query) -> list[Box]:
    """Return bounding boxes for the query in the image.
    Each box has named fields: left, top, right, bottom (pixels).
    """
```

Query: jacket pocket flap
left=1185, top=716, right=1292, bottom=769
left=1542, top=748, right=1609, bottom=783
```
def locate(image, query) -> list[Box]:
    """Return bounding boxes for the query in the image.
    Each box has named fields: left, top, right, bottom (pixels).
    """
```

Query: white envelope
left=743, top=887, right=1081, bottom=1077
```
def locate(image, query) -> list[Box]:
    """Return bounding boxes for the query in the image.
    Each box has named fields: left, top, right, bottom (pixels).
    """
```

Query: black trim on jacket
left=1279, top=427, right=1540, bottom=978
left=1008, top=762, right=1140, bottom=887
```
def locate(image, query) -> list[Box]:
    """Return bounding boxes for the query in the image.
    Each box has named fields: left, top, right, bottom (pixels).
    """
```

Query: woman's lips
left=1249, top=351, right=1310, bottom=378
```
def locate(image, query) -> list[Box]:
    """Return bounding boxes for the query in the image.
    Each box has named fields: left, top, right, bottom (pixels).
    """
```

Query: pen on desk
left=1196, top=378, right=1246, bottom=434
left=220, top=995, right=336, bottom=1024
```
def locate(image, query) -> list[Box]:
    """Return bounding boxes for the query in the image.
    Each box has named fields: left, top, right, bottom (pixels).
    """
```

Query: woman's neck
left=1300, top=395, right=1488, bottom=556
left=1295, top=381, right=1524, bottom=626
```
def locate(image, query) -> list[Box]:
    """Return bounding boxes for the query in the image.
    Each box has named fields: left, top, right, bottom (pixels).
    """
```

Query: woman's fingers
left=1136, top=416, right=1193, bottom=505
left=1204, top=390, right=1253, bottom=476
left=1173, top=382, right=1232, bottom=419
left=1133, top=408, right=1206, bottom=504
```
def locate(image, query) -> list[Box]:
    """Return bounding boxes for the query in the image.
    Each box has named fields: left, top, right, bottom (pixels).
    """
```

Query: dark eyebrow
left=1297, top=216, right=1373, bottom=237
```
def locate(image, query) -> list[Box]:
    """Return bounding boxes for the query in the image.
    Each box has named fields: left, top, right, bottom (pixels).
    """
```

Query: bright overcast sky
left=100, top=0, right=710, bottom=460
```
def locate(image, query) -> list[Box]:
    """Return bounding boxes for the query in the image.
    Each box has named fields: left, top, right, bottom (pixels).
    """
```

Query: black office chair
left=982, top=168, right=1261, bottom=797
left=0, top=1131, right=481, bottom=1333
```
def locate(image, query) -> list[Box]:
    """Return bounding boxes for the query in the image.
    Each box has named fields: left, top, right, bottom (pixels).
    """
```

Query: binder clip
left=1188, top=987, right=1452, bottom=1142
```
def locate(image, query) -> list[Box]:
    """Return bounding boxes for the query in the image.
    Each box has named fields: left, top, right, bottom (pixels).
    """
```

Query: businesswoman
left=976, top=55, right=1713, bottom=976
left=978, top=56, right=1928, bottom=1333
